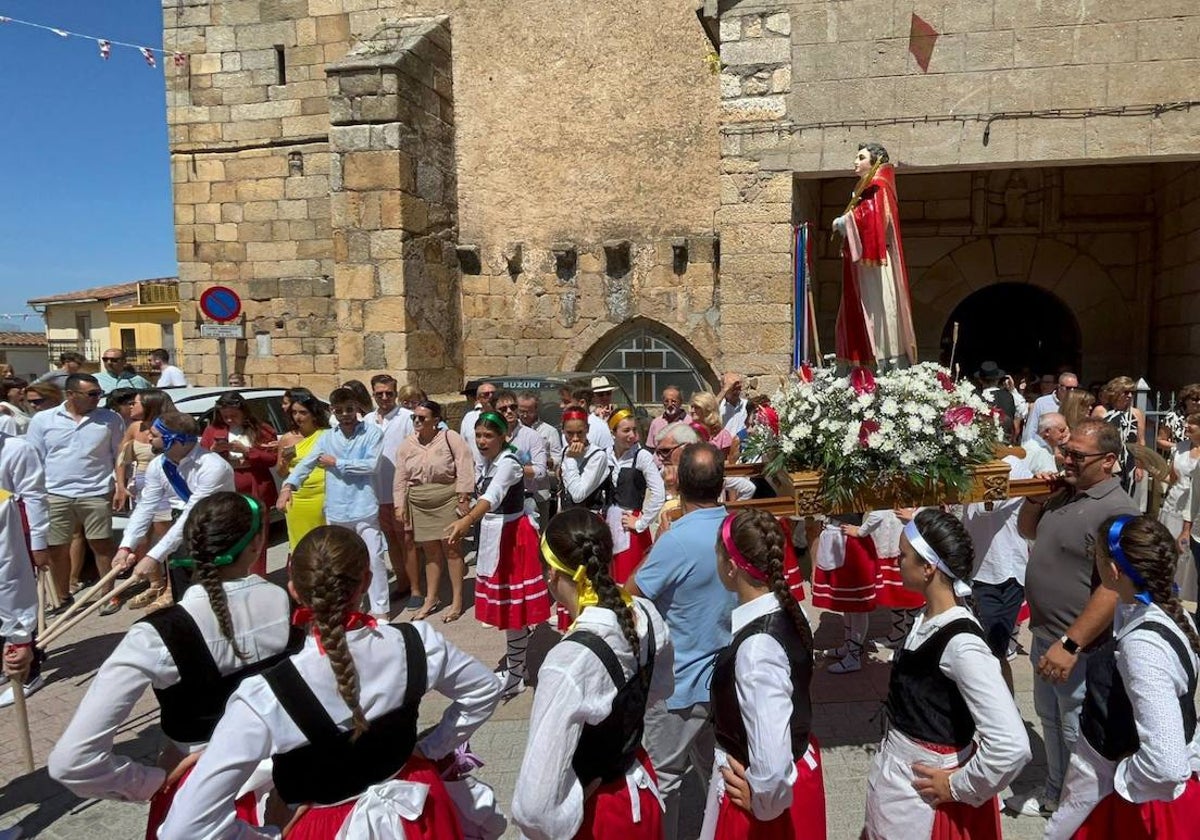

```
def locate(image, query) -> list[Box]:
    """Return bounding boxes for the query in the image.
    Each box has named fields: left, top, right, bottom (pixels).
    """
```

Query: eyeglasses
left=496, top=404, right=517, bottom=413
left=102, top=357, right=124, bottom=363
left=27, top=398, right=44, bottom=405
left=373, top=390, right=396, bottom=398
left=654, top=444, right=681, bottom=458
left=1061, top=448, right=1109, bottom=464
left=413, top=414, right=434, bottom=424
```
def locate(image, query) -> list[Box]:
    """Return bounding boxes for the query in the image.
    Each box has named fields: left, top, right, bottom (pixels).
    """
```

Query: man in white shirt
left=718, top=372, right=748, bottom=436
left=25, top=374, right=125, bottom=607
left=113, top=411, right=236, bottom=588
left=590, top=376, right=616, bottom=421
left=518, top=391, right=562, bottom=527
left=149, top=349, right=188, bottom=388
left=1022, top=372, right=1078, bottom=443
left=460, top=381, right=497, bottom=466
left=369, top=374, right=415, bottom=600
left=1025, top=412, right=1067, bottom=475
left=494, top=391, right=547, bottom=512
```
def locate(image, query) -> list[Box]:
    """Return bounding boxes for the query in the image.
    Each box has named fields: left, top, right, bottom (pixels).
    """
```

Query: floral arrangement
left=743, top=362, right=1002, bottom=509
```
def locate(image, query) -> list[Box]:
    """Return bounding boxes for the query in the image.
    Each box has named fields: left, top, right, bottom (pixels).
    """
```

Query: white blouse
left=512, top=599, right=674, bottom=840
left=160, top=620, right=502, bottom=840
left=612, top=445, right=666, bottom=531
left=560, top=444, right=611, bottom=506
left=48, top=577, right=293, bottom=803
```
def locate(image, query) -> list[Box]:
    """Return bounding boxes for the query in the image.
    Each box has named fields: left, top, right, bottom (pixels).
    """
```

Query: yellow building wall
left=106, top=304, right=184, bottom=366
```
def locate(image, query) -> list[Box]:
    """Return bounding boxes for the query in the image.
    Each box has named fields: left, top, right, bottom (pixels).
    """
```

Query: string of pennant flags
left=0, top=14, right=186, bottom=68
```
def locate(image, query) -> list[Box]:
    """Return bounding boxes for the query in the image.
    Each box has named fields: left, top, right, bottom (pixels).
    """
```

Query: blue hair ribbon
left=1106, top=515, right=1153, bottom=606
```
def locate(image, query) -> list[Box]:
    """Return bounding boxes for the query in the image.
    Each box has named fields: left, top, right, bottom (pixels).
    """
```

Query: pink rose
left=943, top=405, right=975, bottom=427
left=797, top=363, right=814, bottom=383
left=936, top=371, right=956, bottom=393
left=850, top=366, right=876, bottom=396
left=858, top=419, right=880, bottom=447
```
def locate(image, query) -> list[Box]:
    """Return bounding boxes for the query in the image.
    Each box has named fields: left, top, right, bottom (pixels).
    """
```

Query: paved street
left=3, top=530, right=1061, bottom=839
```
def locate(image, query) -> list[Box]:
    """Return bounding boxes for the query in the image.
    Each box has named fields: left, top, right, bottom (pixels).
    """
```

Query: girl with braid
left=863, top=509, right=1030, bottom=840
left=512, top=508, right=674, bottom=840
left=49, top=493, right=298, bottom=839
left=1046, top=515, right=1200, bottom=839
left=699, top=508, right=826, bottom=840
left=446, top=411, right=550, bottom=698
left=162, top=524, right=503, bottom=839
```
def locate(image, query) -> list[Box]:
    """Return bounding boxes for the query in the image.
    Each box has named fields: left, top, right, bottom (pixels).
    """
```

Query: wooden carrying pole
left=39, top=564, right=125, bottom=642
left=11, top=674, right=34, bottom=774
left=39, top=576, right=142, bottom=650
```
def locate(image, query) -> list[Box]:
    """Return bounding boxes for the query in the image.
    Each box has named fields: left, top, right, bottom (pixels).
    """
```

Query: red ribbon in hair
left=561, top=407, right=589, bottom=423
left=291, top=608, right=378, bottom=656
left=721, top=514, right=768, bottom=583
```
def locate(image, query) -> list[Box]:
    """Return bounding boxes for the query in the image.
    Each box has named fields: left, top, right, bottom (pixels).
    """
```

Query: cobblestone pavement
left=1, top=532, right=1073, bottom=839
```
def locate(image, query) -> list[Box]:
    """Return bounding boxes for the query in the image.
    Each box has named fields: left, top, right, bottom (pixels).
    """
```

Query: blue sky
left=0, top=1, right=176, bottom=331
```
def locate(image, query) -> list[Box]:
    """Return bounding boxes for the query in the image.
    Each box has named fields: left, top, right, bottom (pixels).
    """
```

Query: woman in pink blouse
left=394, top=400, right=475, bottom=622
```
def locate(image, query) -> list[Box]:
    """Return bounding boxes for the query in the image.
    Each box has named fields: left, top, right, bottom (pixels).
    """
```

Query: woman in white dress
left=1161, top=413, right=1200, bottom=603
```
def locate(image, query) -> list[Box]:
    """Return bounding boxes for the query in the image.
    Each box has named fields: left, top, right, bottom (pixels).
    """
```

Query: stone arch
left=570, top=317, right=717, bottom=403
left=910, top=236, right=1134, bottom=382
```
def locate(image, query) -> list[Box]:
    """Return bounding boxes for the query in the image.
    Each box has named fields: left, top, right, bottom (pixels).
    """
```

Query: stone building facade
left=165, top=0, right=1200, bottom=394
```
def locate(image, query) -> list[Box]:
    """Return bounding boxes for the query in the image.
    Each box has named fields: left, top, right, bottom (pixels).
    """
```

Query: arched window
left=590, top=325, right=709, bottom=405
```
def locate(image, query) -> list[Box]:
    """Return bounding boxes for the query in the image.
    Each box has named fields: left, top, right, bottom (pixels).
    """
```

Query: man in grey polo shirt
left=1012, top=417, right=1138, bottom=815
left=25, top=374, right=125, bottom=608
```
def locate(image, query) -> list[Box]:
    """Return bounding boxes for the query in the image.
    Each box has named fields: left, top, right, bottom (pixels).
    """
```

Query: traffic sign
left=199, top=285, right=242, bottom=323
left=200, top=323, right=244, bottom=339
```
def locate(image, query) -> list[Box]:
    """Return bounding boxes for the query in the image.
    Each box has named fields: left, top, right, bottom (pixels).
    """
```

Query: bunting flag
left=792, top=223, right=813, bottom=368
left=0, top=14, right=183, bottom=69
left=908, top=13, right=939, bottom=73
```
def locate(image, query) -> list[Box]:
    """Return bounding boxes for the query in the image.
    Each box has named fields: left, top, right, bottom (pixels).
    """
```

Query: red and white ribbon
left=98, top=39, right=111, bottom=60
left=140, top=47, right=156, bottom=67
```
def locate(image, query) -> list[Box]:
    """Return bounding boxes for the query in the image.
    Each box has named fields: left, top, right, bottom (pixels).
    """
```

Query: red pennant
left=140, top=47, right=156, bottom=67
left=908, top=13, right=938, bottom=73
left=98, top=39, right=110, bottom=60
left=173, top=52, right=186, bottom=66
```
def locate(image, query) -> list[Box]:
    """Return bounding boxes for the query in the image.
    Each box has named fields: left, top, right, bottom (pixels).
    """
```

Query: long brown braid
left=182, top=492, right=255, bottom=661
left=545, top=508, right=642, bottom=657
left=725, top=508, right=811, bottom=644
left=290, top=525, right=372, bottom=740
left=1103, top=515, right=1200, bottom=657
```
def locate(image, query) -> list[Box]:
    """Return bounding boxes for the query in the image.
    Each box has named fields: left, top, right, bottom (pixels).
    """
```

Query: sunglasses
left=413, top=414, right=434, bottom=423
left=27, top=398, right=45, bottom=405
left=75, top=390, right=104, bottom=398
left=102, top=357, right=124, bottom=363
left=1061, top=448, right=1108, bottom=464
left=496, top=404, right=518, bottom=413
left=374, top=391, right=396, bottom=398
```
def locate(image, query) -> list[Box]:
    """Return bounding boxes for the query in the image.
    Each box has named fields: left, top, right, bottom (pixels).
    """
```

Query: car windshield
left=484, top=376, right=634, bottom=427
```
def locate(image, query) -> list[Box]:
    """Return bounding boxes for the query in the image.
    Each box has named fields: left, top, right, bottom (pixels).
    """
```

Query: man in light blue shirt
left=25, top=373, right=125, bottom=607
left=278, top=387, right=388, bottom=618
left=628, top=441, right=734, bottom=840
left=95, top=350, right=151, bottom=392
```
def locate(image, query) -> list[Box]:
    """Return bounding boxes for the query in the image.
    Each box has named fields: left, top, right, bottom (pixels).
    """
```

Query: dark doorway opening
left=939, top=283, right=1081, bottom=381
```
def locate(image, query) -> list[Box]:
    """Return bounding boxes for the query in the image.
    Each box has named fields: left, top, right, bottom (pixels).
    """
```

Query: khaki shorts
left=48, top=494, right=114, bottom=545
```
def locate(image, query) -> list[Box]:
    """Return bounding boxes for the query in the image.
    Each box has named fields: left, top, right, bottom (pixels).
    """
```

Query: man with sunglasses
left=1022, top=371, right=1078, bottom=444
left=368, top=374, right=416, bottom=601
left=95, top=351, right=151, bottom=393
left=1011, top=418, right=1138, bottom=817
left=460, top=381, right=497, bottom=467
left=25, top=374, right=126, bottom=611
left=493, top=391, right=547, bottom=521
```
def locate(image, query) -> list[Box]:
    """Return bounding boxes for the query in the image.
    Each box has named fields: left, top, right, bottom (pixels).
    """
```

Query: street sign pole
left=199, top=287, right=244, bottom=388
left=218, top=338, right=228, bottom=387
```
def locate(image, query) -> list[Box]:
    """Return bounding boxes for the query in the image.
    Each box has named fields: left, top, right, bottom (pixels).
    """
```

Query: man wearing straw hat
left=0, top=428, right=49, bottom=709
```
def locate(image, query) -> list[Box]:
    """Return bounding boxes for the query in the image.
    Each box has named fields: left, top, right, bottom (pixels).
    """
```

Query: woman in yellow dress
left=276, top=391, right=328, bottom=551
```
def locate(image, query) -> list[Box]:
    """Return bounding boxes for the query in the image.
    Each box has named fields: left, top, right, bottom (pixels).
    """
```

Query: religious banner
left=792, top=222, right=814, bottom=369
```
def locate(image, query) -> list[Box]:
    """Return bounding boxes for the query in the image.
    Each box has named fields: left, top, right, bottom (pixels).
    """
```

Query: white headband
left=904, top=519, right=972, bottom=598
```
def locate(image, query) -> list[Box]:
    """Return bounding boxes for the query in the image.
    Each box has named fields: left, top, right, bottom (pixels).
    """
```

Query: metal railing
left=46, top=338, right=100, bottom=364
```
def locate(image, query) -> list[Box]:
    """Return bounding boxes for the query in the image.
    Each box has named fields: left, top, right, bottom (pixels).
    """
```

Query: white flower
left=906, top=416, right=922, bottom=432
left=880, top=398, right=899, bottom=416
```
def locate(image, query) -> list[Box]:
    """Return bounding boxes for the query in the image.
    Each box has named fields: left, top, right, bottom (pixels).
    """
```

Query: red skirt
left=779, top=518, right=807, bottom=603
left=1070, top=774, right=1200, bottom=839
left=612, top=524, right=652, bottom=585
left=474, top=516, right=551, bottom=630
left=714, top=739, right=826, bottom=840
left=145, top=764, right=259, bottom=840
left=574, top=749, right=663, bottom=840
left=287, top=756, right=464, bottom=840
left=811, top=535, right=877, bottom=613
left=874, top=555, right=925, bottom=609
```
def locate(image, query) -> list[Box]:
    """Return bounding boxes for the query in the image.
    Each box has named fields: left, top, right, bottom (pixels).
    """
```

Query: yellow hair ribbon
left=607, top=407, right=634, bottom=431
left=540, top=535, right=632, bottom=615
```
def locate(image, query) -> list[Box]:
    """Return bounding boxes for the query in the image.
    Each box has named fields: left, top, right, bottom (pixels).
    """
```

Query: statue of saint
left=832, top=142, right=918, bottom=371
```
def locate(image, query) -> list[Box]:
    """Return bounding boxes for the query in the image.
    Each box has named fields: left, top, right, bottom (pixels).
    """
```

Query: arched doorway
left=577, top=318, right=714, bottom=405
left=938, top=283, right=1081, bottom=379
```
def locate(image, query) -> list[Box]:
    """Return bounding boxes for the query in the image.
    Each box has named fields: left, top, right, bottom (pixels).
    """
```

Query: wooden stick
left=39, top=576, right=141, bottom=649
left=948, top=321, right=960, bottom=375
left=11, top=674, right=34, bottom=774
left=37, top=571, right=46, bottom=637
left=42, top=568, right=61, bottom=609
left=40, top=564, right=126, bottom=640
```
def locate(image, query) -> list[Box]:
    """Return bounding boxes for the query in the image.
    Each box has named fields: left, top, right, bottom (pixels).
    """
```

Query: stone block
left=363, top=297, right=412, bottom=332
left=337, top=263, right=376, bottom=299
left=719, top=16, right=741, bottom=42
left=236, top=179, right=286, bottom=202
left=248, top=279, right=280, bottom=300
left=764, top=12, right=790, bottom=36
left=720, top=95, right=786, bottom=123
left=342, top=150, right=415, bottom=192
left=721, top=38, right=789, bottom=68
left=316, top=13, right=350, bottom=44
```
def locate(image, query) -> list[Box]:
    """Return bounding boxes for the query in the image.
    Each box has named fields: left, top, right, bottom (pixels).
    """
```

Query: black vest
left=1081, top=619, right=1198, bottom=762
left=561, top=448, right=612, bottom=512
left=711, top=609, right=814, bottom=766
left=563, top=607, right=656, bottom=787
left=612, top=446, right=648, bottom=511
left=885, top=618, right=983, bottom=749
left=265, top=622, right=427, bottom=806
left=140, top=604, right=302, bottom=745
left=477, top=452, right=525, bottom=516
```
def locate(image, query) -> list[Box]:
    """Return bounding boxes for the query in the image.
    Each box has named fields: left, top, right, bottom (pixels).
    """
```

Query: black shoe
left=46, top=595, right=74, bottom=619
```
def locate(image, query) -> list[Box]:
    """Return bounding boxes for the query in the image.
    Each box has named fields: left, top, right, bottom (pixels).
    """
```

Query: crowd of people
left=0, top=358, right=1197, bottom=840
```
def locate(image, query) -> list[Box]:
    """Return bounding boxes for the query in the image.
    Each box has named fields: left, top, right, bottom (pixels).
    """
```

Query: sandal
left=412, top=600, right=442, bottom=621
left=98, top=597, right=124, bottom=617
left=127, top=585, right=167, bottom=610
left=442, top=608, right=463, bottom=624
left=146, top=590, right=175, bottom=613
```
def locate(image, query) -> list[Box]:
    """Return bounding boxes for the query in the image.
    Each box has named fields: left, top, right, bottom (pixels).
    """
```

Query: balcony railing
left=138, top=281, right=180, bottom=306
left=47, top=338, right=100, bottom=364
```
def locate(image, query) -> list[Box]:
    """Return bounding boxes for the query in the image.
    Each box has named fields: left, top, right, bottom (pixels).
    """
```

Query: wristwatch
left=1059, top=634, right=1081, bottom=655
